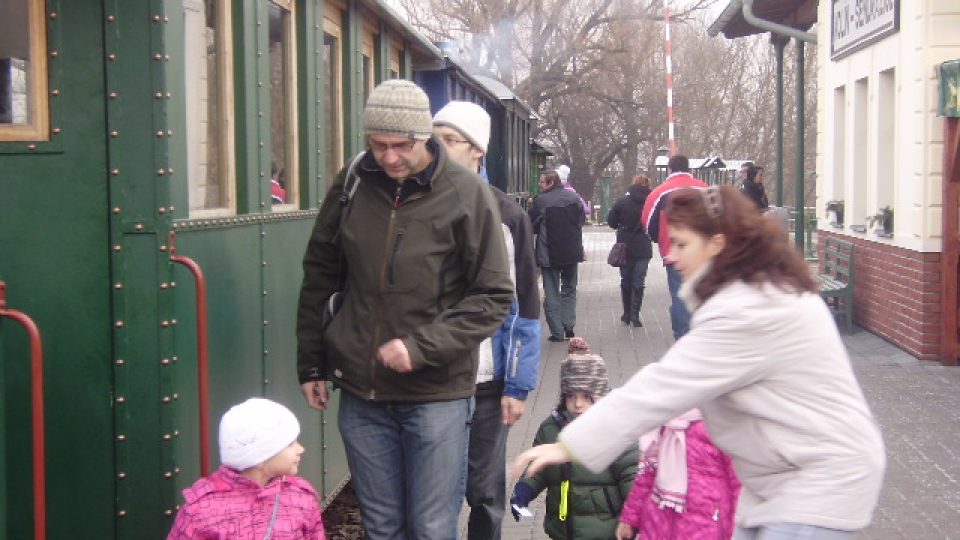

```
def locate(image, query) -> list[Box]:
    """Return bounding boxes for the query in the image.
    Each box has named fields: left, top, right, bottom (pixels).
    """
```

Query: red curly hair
left=665, top=185, right=817, bottom=303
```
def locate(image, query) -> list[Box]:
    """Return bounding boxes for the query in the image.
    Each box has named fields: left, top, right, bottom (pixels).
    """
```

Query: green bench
left=819, top=237, right=855, bottom=333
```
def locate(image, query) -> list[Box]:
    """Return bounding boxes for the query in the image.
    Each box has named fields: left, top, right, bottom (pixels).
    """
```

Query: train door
left=0, top=1, right=117, bottom=538
left=166, top=0, right=346, bottom=509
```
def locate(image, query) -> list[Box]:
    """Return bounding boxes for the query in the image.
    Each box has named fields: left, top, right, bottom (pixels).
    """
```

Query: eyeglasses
left=439, top=135, right=471, bottom=147
left=369, top=138, right=418, bottom=154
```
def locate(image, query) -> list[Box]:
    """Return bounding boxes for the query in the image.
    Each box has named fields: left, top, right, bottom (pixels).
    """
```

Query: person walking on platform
left=296, top=80, right=514, bottom=540
left=513, top=185, right=886, bottom=540
left=738, top=162, right=768, bottom=211
left=557, top=164, right=591, bottom=218
left=433, top=101, right=541, bottom=540
left=642, top=155, right=706, bottom=339
left=530, top=169, right=586, bottom=342
left=607, top=174, right=653, bottom=327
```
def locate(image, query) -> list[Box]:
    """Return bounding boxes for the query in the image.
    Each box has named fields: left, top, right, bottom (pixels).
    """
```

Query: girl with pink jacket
left=168, top=398, right=326, bottom=539
left=615, top=409, right=740, bottom=540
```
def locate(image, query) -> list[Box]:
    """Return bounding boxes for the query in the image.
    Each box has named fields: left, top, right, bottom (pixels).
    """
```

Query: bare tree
left=396, top=0, right=816, bottom=208
left=397, top=0, right=715, bottom=199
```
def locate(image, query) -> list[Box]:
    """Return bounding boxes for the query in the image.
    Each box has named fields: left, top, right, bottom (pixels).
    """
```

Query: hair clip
left=700, top=186, right=723, bottom=219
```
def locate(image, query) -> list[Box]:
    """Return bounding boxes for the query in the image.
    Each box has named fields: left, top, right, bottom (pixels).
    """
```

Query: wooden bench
left=819, top=237, right=855, bottom=334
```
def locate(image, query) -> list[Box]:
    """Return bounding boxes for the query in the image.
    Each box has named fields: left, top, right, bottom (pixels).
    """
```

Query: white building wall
left=817, top=1, right=960, bottom=252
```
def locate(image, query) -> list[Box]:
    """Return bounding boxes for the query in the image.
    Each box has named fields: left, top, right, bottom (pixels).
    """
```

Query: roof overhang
left=363, top=0, right=444, bottom=67
left=707, top=0, right=816, bottom=41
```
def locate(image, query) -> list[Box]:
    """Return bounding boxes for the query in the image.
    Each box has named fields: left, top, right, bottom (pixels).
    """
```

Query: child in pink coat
left=168, top=398, right=326, bottom=539
left=615, top=409, right=740, bottom=540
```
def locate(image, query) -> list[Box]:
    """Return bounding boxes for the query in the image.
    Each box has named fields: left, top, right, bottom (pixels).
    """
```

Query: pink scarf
left=638, top=409, right=703, bottom=513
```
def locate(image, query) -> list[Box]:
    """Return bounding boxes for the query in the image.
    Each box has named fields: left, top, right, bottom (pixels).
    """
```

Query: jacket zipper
left=388, top=230, right=404, bottom=287
left=510, top=339, right=521, bottom=378
left=367, top=183, right=432, bottom=399
left=368, top=185, right=402, bottom=399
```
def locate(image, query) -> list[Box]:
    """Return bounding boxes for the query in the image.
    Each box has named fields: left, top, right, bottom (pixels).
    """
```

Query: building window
left=877, top=68, right=895, bottom=209
left=832, top=86, right=846, bottom=205
left=0, top=0, right=49, bottom=141
left=853, top=77, right=868, bottom=224
left=269, top=0, right=298, bottom=210
left=323, top=21, right=343, bottom=191
left=184, top=0, right=236, bottom=215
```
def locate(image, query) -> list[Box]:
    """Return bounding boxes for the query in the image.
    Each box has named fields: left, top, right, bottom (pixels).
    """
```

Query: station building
left=816, top=1, right=960, bottom=363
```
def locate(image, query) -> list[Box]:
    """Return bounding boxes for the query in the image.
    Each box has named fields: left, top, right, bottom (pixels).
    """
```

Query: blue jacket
left=480, top=187, right=541, bottom=400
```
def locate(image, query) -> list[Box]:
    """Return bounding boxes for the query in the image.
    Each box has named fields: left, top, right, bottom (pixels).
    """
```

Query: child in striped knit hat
left=510, top=338, right=638, bottom=539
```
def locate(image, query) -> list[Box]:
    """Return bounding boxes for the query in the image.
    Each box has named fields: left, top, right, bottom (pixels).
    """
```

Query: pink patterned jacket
left=168, top=466, right=326, bottom=540
left=619, top=421, right=740, bottom=540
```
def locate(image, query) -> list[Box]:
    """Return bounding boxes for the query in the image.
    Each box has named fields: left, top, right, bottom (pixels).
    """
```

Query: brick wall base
left=819, top=231, right=942, bottom=361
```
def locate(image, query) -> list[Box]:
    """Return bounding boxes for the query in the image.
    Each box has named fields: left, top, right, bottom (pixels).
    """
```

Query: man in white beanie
left=297, top=80, right=513, bottom=539
left=556, top=164, right=591, bottom=217
left=433, top=101, right=542, bottom=540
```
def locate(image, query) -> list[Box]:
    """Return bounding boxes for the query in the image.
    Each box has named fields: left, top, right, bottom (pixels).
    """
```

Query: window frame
left=184, top=0, right=238, bottom=218
left=322, top=9, right=344, bottom=187
left=389, top=44, right=401, bottom=79
left=268, top=0, right=299, bottom=212
left=0, top=0, right=50, bottom=142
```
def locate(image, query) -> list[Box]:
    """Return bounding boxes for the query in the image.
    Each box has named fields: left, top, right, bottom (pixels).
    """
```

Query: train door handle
left=168, top=232, right=212, bottom=477
left=0, top=281, right=47, bottom=540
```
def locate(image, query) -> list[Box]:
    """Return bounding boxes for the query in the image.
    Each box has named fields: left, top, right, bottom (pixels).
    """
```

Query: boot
left=630, top=286, right=644, bottom=327
left=620, top=284, right=632, bottom=324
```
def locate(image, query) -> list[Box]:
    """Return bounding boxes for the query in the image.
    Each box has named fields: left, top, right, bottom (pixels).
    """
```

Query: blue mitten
left=510, top=482, right=535, bottom=521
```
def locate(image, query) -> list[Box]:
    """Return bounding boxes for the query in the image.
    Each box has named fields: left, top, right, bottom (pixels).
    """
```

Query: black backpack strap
left=333, top=152, right=366, bottom=290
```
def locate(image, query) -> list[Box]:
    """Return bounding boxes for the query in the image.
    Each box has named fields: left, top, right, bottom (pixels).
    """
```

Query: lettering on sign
left=831, top=0, right=899, bottom=60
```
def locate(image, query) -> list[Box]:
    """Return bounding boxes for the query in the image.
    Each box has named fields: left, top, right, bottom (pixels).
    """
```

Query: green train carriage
left=0, top=0, right=445, bottom=538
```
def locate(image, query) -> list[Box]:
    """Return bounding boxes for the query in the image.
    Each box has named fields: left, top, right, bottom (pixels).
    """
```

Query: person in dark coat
left=738, top=162, right=768, bottom=211
left=529, top=170, right=586, bottom=342
left=606, top=175, right=653, bottom=326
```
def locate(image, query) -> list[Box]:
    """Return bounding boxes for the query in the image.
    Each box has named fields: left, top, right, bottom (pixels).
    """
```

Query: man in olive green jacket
left=296, top=79, right=514, bottom=539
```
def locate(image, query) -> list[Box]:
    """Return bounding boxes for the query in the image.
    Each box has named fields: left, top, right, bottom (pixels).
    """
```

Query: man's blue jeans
left=465, top=392, right=510, bottom=540
left=734, top=523, right=857, bottom=540
left=665, top=263, right=691, bottom=339
left=541, top=264, right=578, bottom=338
left=338, top=391, right=474, bottom=540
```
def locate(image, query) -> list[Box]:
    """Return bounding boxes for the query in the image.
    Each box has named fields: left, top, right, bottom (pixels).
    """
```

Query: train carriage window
left=0, top=0, right=49, bottom=141
left=361, top=29, right=375, bottom=103
left=389, top=45, right=401, bottom=80
left=269, top=0, right=298, bottom=210
left=362, top=54, right=373, bottom=103
left=323, top=18, right=343, bottom=190
left=184, top=0, right=236, bottom=216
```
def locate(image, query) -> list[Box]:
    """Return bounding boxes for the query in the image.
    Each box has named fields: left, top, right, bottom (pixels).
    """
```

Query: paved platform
left=473, top=227, right=960, bottom=540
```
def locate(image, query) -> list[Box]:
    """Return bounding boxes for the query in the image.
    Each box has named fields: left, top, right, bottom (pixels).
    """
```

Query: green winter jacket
left=520, top=407, right=639, bottom=540
left=296, top=141, right=514, bottom=401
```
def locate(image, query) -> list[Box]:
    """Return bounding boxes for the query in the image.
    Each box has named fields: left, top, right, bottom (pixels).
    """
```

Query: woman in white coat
left=512, top=185, right=885, bottom=540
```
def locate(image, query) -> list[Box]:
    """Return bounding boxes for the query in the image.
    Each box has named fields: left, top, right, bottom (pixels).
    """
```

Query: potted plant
left=825, top=200, right=844, bottom=226
left=867, top=205, right=894, bottom=236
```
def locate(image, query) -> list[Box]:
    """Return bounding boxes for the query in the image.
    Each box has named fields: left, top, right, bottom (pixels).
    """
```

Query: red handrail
left=168, top=232, right=211, bottom=476
left=0, top=281, right=46, bottom=540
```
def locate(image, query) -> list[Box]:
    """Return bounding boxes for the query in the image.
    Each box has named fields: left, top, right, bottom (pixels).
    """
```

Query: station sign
left=831, top=0, right=899, bottom=60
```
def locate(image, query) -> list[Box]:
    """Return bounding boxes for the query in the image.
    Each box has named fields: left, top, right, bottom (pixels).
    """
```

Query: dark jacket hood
left=627, top=184, right=650, bottom=204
